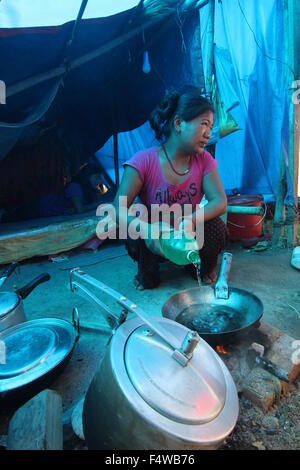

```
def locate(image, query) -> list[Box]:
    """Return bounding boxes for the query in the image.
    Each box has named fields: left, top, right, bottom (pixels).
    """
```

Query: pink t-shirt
left=124, top=146, right=218, bottom=210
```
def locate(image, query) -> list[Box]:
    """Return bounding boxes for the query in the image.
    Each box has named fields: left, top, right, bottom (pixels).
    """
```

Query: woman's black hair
left=72, top=163, right=101, bottom=203
left=149, top=87, right=214, bottom=141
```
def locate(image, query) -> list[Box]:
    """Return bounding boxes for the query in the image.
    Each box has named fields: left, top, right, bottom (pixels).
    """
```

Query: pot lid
left=0, top=292, right=20, bottom=318
left=0, top=318, right=78, bottom=394
left=125, top=320, right=227, bottom=425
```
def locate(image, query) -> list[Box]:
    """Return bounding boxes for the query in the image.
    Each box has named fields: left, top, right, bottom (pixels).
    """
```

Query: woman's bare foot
left=133, top=276, right=145, bottom=291
left=133, top=274, right=160, bottom=290
left=201, top=270, right=217, bottom=285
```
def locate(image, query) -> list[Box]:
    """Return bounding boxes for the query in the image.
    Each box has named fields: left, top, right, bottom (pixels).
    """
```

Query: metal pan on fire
left=162, top=253, right=263, bottom=345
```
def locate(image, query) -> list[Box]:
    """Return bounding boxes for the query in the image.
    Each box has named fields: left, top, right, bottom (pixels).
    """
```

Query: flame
left=216, top=345, right=228, bottom=355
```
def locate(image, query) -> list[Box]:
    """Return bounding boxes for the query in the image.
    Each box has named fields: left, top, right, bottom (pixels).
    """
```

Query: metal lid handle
left=215, top=252, right=232, bottom=300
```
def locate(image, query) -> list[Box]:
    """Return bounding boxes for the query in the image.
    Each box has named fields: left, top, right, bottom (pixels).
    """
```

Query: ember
left=216, top=345, right=228, bottom=355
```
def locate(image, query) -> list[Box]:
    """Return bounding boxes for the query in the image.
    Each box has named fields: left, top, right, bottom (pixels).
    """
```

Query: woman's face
left=177, top=110, right=214, bottom=154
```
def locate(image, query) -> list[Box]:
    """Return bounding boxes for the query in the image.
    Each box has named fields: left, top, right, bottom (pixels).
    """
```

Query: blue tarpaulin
left=0, top=1, right=203, bottom=162
left=0, top=0, right=292, bottom=204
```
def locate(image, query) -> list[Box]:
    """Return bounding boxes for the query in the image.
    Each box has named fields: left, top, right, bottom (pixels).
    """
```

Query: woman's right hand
left=144, top=221, right=171, bottom=256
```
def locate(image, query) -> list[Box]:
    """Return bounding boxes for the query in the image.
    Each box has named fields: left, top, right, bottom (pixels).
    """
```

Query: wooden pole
left=295, top=103, right=300, bottom=199
left=286, top=0, right=297, bottom=247
left=272, top=153, right=286, bottom=247
left=204, top=0, right=215, bottom=157
left=113, top=130, right=119, bottom=188
left=293, top=0, right=300, bottom=244
left=204, top=0, right=215, bottom=99
left=111, top=93, right=120, bottom=189
left=273, top=0, right=290, bottom=248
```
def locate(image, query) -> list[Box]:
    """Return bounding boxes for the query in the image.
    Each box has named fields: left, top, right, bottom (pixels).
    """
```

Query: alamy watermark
left=95, top=198, right=204, bottom=251
left=0, top=80, right=6, bottom=105
left=292, top=80, right=300, bottom=104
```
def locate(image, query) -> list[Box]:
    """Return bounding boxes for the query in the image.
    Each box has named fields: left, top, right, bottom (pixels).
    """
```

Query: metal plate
left=0, top=318, right=77, bottom=394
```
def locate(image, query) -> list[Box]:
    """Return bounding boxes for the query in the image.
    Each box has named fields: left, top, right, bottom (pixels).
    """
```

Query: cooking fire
left=216, top=345, right=228, bottom=355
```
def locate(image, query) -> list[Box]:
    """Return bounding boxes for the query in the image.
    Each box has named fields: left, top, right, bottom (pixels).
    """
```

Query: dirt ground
left=222, top=377, right=300, bottom=450
left=0, top=239, right=300, bottom=450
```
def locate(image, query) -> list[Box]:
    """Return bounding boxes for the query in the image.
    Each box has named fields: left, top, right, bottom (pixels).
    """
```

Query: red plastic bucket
left=227, top=195, right=264, bottom=240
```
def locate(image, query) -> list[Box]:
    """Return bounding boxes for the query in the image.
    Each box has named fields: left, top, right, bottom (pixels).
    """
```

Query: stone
left=242, top=367, right=285, bottom=412
left=7, top=389, right=63, bottom=450
left=71, top=397, right=85, bottom=441
left=266, top=333, right=300, bottom=383
left=262, top=416, right=280, bottom=435
left=252, top=322, right=300, bottom=384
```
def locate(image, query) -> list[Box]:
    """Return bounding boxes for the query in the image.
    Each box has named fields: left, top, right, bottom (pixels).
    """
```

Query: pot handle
left=215, top=252, right=232, bottom=300
left=15, top=273, right=51, bottom=299
left=70, top=268, right=200, bottom=367
left=72, top=307, right=80, bottom=340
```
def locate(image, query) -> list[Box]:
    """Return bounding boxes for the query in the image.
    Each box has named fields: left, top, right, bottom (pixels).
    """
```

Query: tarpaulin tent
left=0, top=0, right=298, bottom=262
left=96, top=0, right=294, bottom=202
left=0, top=0, right=208, bottom=195
left=0, top=0, right=294, bottom=202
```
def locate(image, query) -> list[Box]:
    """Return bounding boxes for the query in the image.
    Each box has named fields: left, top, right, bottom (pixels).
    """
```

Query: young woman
left=113, top=87, right=228, bottom=289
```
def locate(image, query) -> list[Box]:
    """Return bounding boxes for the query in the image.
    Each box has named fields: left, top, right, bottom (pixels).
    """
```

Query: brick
left=258, top=322, right=283, bottom=343
left=266, top=333, right=300, bottom=383
left=242, top=367, right=286, bottom=413
left=7, top=389, right=63, bottom=450
left=252, top=322, right=300, bottom=384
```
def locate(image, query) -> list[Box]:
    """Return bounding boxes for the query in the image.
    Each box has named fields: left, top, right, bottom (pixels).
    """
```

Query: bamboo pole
left=273, top=0, right=290, bottom=248
left=204, top=0, right=215, bottom=99
left=293, top=0, right=300, bottom=243
left=204, top=0, right=215, bottom=157
left=272, top=153, right=286, bottom=247
left=295, top=103, right=300, bottom=199
left=286, top=0, right=297, bottom=247
left=113, top=130, right=120, bottom=188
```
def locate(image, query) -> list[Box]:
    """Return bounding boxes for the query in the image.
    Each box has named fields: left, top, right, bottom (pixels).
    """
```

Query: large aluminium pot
left=0, top=273, right=50, bottom=332
left=70, top=269, right=239, bottom=451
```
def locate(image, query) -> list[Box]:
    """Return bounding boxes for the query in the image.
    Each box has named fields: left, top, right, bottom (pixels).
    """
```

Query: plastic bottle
left=159, top=230, right=200, bottom=266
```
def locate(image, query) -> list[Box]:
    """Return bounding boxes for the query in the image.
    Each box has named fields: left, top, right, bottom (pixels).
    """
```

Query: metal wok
left=162, top=253, right=263, bottom=345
